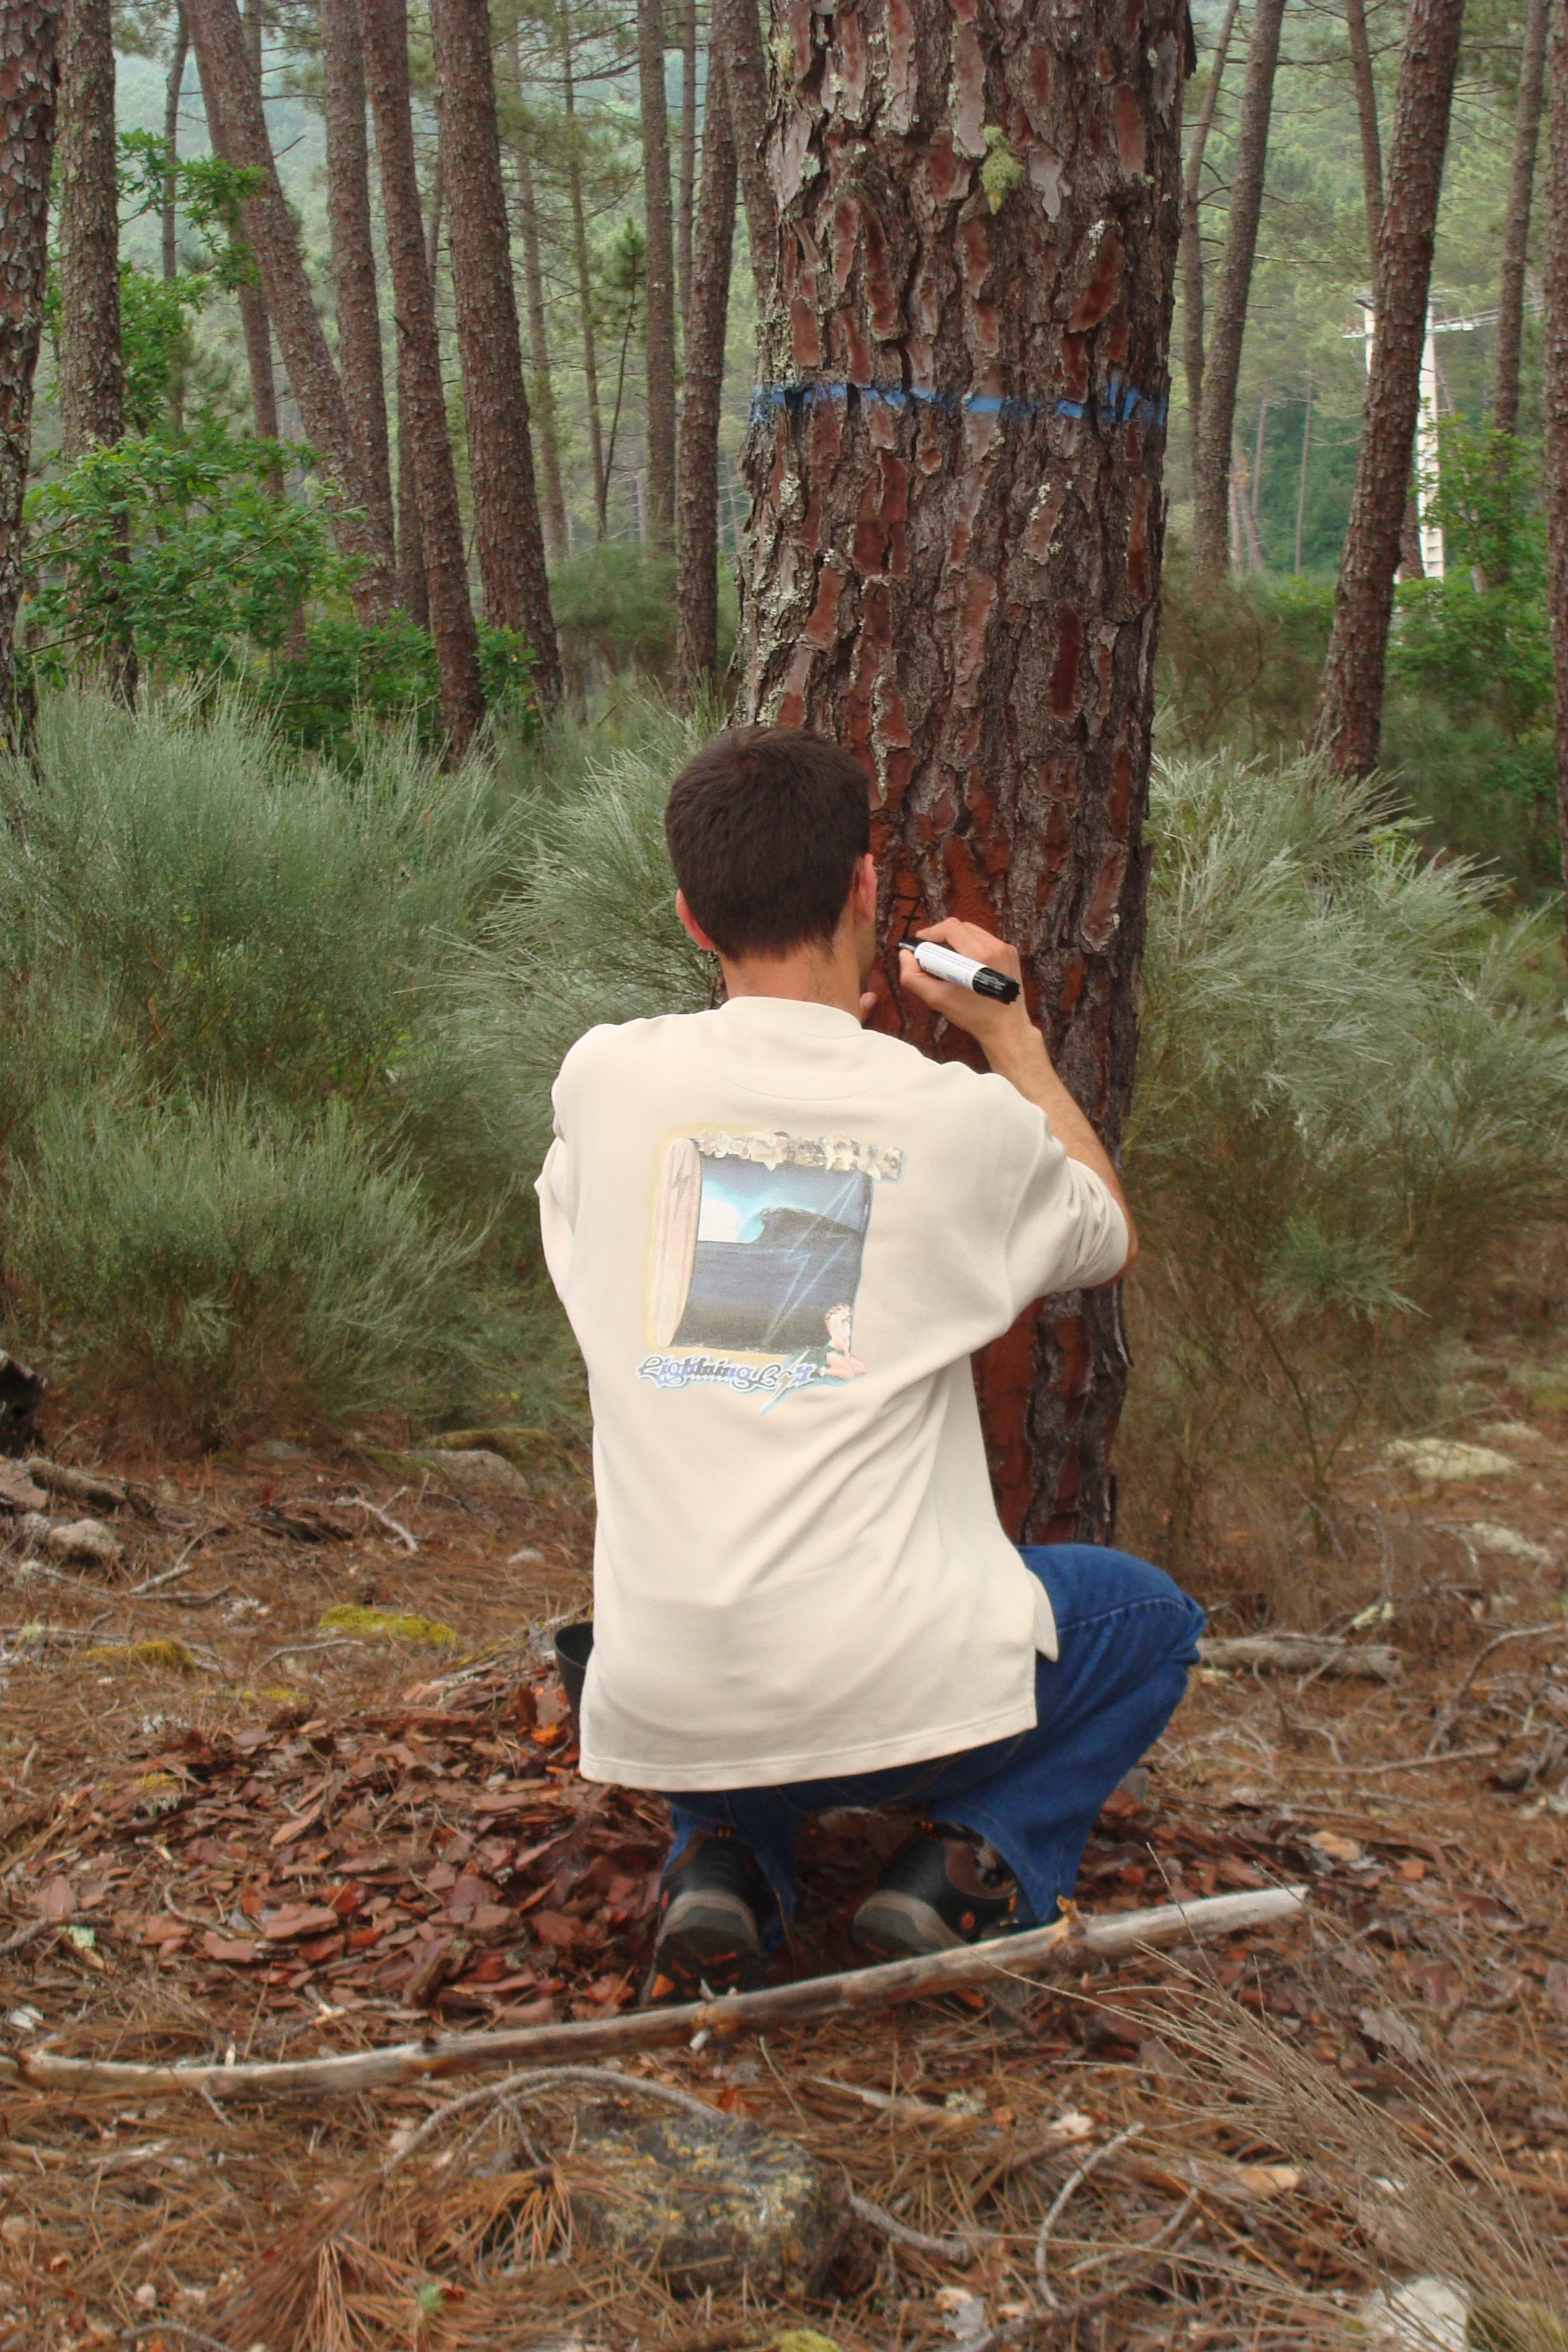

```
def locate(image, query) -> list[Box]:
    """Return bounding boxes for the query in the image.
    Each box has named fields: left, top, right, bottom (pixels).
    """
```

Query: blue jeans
left=662, top=1546, right=1204, bottom=1930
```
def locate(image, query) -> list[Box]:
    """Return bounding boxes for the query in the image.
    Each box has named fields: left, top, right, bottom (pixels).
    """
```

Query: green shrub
left=9, top=1092, right=512, bottom=1440
left=550, top=544, right=737, bottom=690
left=257, top=614, right=536, bottom=763
left=1155, top=544, right=1331, bottom=757
left=1121, top=748, right=1568, bottom=1566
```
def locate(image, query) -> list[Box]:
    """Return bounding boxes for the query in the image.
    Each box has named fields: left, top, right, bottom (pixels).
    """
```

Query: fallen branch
left=1302, top=1741, right=1502, bottom=1776
left=4, top=1884, right=1306, bottom=2099
left=847, top=2189, right=973, bottom=2262
left=331, top=1490, right=418, bottom=1554
left=1425, top=1620, right=1568, bottom=1755
left=25, top=1456, right=153, bottom=1518
left=1199, top=1635, right=1402, bottom=1682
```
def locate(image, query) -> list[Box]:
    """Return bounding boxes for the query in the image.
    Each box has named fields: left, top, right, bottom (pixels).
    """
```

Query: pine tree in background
left=1493, top=0, right=1550, bottom=443
left=712, top=0, right=773, bottom=287
left=741, top=0, right=1185, bottom=1544
left=59, top=0, right=135, bottom=703
left=675, top=47, right=734, bottom=695
left=1313, top=0, right=1466, bottom=776
left=1178, top=0, right=1238, bottom=488
left=320, top=0, right=397, bottom=581
left=558, top=0, right=608, bottom=533
left=1190, top=0, right=1286, bottom=584
left=0, top=0, right=61, bottom=741
left=429, top=0, right=561, bottom=705
left=358, top=0, right=485, bottom=749
left=162, top=4, right=189, bottom=284
left=188, top=0, right=395, bottom=609
left=502, top=15, right=568, bottom=557
left=635, top=0, right=676, bottom=543
left=1545, top=0, right=1568, bottom=942
left=677, top=0, right=696, bottom=335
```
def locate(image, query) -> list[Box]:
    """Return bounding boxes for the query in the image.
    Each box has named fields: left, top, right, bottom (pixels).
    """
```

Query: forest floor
left=0, top=1407, right=1564, bottom=2352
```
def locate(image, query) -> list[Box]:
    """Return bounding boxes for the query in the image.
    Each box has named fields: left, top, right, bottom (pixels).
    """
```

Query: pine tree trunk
left=678, top=0, right=698, bottom=334
left=1312, top=0, right=1465, bottom=776
left=507, top=23, right=568, bottom=557
left=1544, top=0, right=1568, bottom=958
left=187, top=0, right=394, bottom=610
left=357, top=0, right=484, bottom=752
left=59, top=0, right=135, bottom=705
left=396, top=347, right=428, bottom=621
left=0, top=0, right=61, bottom=744
left=1178, top=0, right=1239, bottom=493
left=675, top=49, right=736, bottom=697
left=58, top=0, right=125, bottom=461
left=319, top=0, right=396, bottom=580
left=429, top=0, right=561, bottom=706
left=1493, top=0, right=1550, bottom=439
left=1294, top=369, right=1311, bottom=573
left=711, top=0, right=775, bottom=288
left=236, top=0, right=280, bottom=455
left=559, top=8, right=607, bottom=530
left=163, top=7, right=188, bottom=283
left=1190, top=0, right=1286, bottom=584
left=637, top=0, right=677, bottom=545
left=741, top=0, right=1185, bottom=1544
left=1345, top=0, right=1384, bottom=278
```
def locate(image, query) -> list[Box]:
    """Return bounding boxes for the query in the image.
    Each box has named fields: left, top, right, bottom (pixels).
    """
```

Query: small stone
left=1382, top=1439, right=1516, bottom=1483
left=1358, top=2276, right=1469, bottom=2351
left=45, top=1518, right=122, bottom=1570
left=553, top=2097, right=840, bottom=2294
left=250, top=1438, right=306, bottom=1463
left=1466, top=1521, right=1553, bottom=1567
left=411, top=1448, right=530, bottom=1500
left=133, top=2282, right=159, bottom=2310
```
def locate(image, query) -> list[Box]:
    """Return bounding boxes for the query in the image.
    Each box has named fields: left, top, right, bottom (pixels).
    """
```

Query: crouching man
left=536, top=727, right=1203, bottom=1997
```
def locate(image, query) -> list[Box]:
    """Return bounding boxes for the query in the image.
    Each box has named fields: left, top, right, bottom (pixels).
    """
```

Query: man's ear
left=851, top=852, right=878, bottom=923
left=676, top=889, right=719, bottom=954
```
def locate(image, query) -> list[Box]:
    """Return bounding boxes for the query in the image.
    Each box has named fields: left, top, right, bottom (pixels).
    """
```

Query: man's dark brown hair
left=664, top=726, right=871, bottom=958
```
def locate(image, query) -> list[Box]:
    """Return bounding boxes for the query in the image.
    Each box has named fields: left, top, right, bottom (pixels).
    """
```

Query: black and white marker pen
left=899, top=938, right=1021, bottom=1004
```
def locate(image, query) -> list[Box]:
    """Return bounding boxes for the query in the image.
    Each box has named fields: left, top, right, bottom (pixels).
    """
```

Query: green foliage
left=0, top=692, right=561, bottom=1438
left=257, top=614, right=536, bottom=763
left=9, top=1092, right=509, bottom=1441
left=1155, top=545, right=1332, bottom=757
left=551, top=545, right=736, bottom=688
left=117, top=133, right=262, bottom=293
left=1121, top=747, right=1568, bottom=1564
left=24, top=424, right=340, bottom=682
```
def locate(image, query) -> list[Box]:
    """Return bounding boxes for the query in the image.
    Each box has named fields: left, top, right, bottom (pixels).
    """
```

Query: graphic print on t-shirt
left=641, top=1128, right=904, bottom=1404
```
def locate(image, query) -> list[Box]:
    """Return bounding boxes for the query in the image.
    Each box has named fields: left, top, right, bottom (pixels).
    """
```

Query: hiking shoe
left=851, top=1823, right=1024, bottom=1961
left=645, top=1832, right=775, bottom=2002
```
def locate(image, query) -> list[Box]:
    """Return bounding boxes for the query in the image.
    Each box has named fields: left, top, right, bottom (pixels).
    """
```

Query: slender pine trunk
left=559, top=10, right=607, bottom=533
left=1544, top=0, right=1568, bottom=958
left=637, top=0, right=677, bottom=545
left=1345, top=0, right=1384, bottom=278
left=676, top=49, right=736, bottom=695
left=678, top=0, right=698, bottom=335
left=1294, top=370, right=1312, bottom=574
left=711, top=0, right=775, bottom=286
left=0, top=2, right=61, bottom=744
left=163, top=7, right=188, bottom=283
left=59, top=0, right=135, bottom=704
left=506, top=24, right=568, bottom=557
left=1312, top=0, right=1466, bottom=775
left=428, top=0, right=560, bottom=705
left=320, top=0, right=396, bottom=581
left=1493, top=0, right=1550, bottom=440
left=1179, top=0, right=1239, bottom=492
left=357, top=0, right=484, bottom=752
left=1190, top=0, right=1287, bottom=584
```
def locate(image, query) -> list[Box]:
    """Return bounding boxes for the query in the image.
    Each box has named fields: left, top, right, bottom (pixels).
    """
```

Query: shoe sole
left=850, top=1889, right=969, bottom=1963
left=644, top=1887, right=766, bottom=2003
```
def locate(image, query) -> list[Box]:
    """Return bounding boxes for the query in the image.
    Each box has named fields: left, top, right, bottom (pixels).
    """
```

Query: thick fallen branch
left=1199, top=1635, right=1402, bottom=1682
left=4, top=1884, right=1306, bottom=2100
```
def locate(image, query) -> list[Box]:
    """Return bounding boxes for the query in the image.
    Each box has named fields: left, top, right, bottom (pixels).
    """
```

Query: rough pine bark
left=1345, top=0, right=1384, bottom=276
left=637, top=0, right=678, bottom=544
left=429, top=0, right=561, bottom=705
left=58, top=0, right=123, bottom=460
left=676, top=48, right=736, bottom=695
left=713, top=0, right=775, bottom=287
left=187, top=0, right=393, bottom=611
left=1312, top=0, right=1464, bottom=775
left=1544, top=0, right=1568, bottom=951
left=678, top=0, right=698, bottom=331
left=358, top=0, right=484, bottom=751
left=0, top=0, right=60, bottom=741
left=163, top=6, right=188, bottom=282
left=319, top=0, right=396, bottom=578
left=395, top=345, right=428, bottom=620
left=1189, top=0, right=1286, bottom=584
left=559, top=10, right=607, bottom=527
left=1177, top=0, right=1238, bottom=483
left=741, top=0, right=1185, bottom=1543
left=1493, top=0, right=1550, bottom=439
left=236, top=0, right=280, bottom=453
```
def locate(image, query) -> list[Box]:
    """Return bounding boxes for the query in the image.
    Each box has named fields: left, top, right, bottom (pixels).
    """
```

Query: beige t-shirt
left=535, top=997, right=1127, bottom=1790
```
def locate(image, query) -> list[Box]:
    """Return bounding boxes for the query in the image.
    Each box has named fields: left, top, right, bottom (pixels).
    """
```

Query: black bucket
left=553, top=1620, right=594, bottom=1730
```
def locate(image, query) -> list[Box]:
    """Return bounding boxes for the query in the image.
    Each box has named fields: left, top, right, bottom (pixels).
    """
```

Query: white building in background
left=1345, top=291, right=1474, bottom=582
